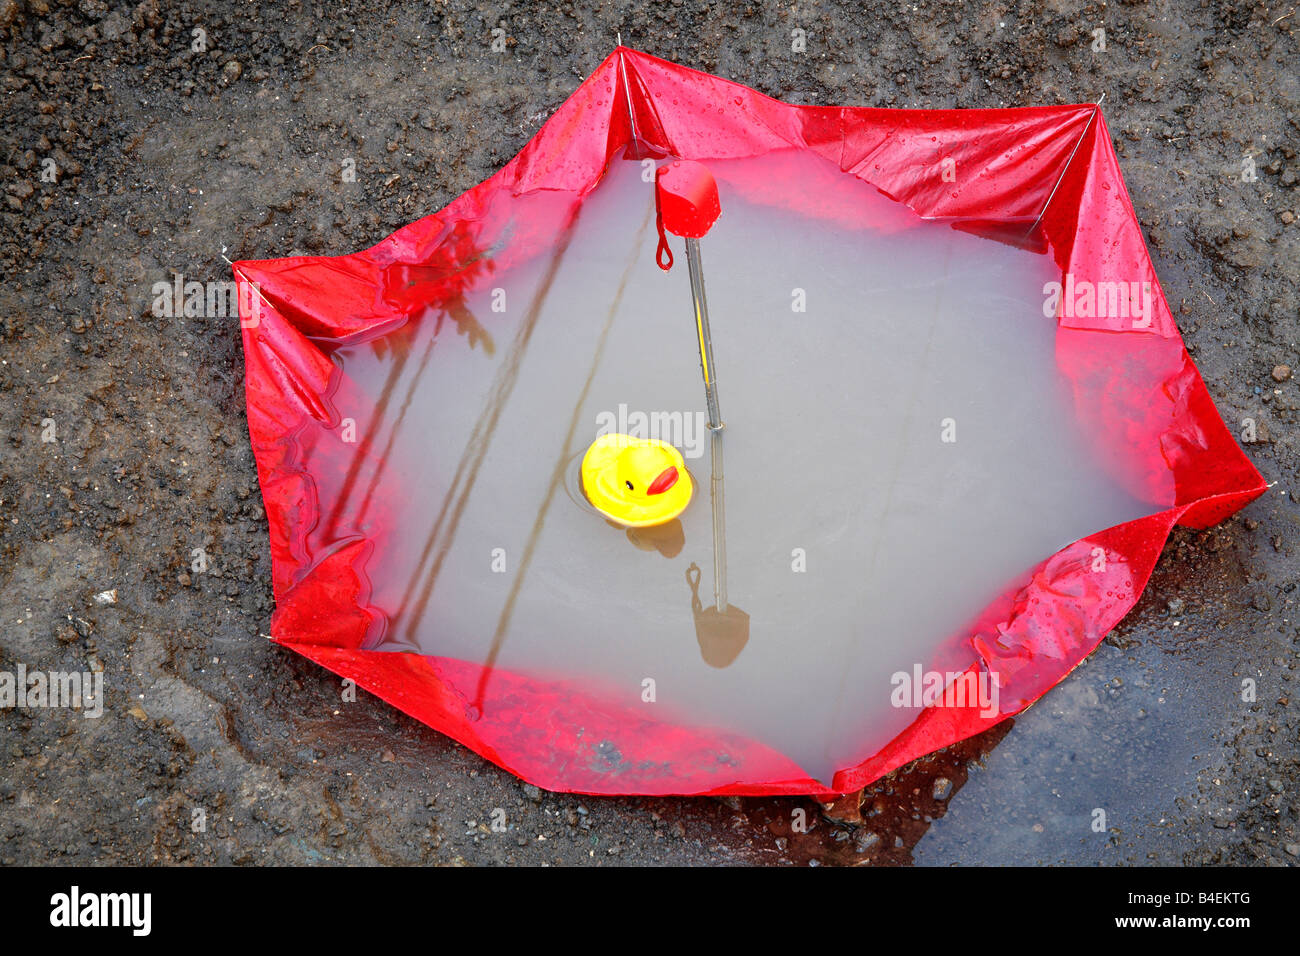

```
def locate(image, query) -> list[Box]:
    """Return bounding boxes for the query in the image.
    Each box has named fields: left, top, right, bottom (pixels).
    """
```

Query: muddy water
left=319, top=150, right=1159, bottom=784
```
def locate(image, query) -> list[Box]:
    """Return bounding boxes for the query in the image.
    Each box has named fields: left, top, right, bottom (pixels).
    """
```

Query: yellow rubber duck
left=580, top=434, right=693, bottom=528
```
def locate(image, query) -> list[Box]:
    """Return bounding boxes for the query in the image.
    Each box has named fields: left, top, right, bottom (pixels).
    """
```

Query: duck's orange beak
left=646, top=466, right=678, bottom=495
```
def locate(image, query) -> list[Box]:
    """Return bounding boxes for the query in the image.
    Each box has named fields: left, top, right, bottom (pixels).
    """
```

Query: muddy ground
left=1, top=0, right=1297, bottom=866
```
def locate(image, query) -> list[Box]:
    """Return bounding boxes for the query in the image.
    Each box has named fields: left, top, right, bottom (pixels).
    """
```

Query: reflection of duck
left=624, top=519, right=684, bottom=558
left=580, top=433, right=693, bottom=527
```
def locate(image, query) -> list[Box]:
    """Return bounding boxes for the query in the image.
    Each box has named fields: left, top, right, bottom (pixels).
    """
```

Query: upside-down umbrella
left=234, top=47, right=1265, bottom=796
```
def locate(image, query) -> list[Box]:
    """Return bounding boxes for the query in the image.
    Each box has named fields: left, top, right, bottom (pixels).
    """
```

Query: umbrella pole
left=685, top=237, right=723, bottom=431
left=685, top=236, right=726, bottom=611
left=659, top=163, right=729, bottom=614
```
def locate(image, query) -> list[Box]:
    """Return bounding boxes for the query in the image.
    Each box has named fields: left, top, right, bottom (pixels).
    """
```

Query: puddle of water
left=911, top=642, right=1218, bottom=866
left=301, top=148, right=1162, bottom=784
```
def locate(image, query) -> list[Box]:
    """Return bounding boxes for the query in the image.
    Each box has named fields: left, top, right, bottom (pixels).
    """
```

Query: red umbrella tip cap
left=655, top=161, right=721, bottom=238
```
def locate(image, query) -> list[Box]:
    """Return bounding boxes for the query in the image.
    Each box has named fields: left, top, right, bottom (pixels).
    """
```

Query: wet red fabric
left=235, top=47, right=1266, bottom=796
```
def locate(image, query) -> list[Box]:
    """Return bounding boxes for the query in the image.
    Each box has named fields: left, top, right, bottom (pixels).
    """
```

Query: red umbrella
left=234, top=47, right=1265, bottom=797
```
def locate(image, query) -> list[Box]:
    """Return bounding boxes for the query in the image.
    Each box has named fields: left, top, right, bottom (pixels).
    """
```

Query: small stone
left=522, top=783, right=542, bottom=803
left=1272, top=364, right=1292, bottom=383
left=932, top=777, right=954, bottom=801
left=1166, top=597, right=1185, bottom=615
left=92, top=589, right=117, bottom=605
left=380, top=749, right=395, bottom=763
left=221, top=60, right=242, bottom=84
left=1284, top=843, right=1300, bottom=857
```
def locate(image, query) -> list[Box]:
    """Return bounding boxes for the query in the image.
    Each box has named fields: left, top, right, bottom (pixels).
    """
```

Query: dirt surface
left=2, top=0, right=1297, bottom=866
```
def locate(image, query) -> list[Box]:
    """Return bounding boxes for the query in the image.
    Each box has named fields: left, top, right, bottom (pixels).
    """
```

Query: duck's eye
left=625, top=480, right=634, bottom=491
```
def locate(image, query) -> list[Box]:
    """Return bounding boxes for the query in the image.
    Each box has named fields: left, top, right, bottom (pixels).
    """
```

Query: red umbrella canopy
left=234, top=47, right=1264, bottom=797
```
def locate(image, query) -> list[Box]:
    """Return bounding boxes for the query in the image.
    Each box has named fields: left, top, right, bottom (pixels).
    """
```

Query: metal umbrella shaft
left=685, top=237, right=723, bottom=431
left=686, top=236, right=727, bottom=613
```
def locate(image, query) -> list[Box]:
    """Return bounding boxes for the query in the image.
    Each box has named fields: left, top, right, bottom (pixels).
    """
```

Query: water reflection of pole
left=709, top=425, right=726, bottom=612
left=688, top=424, right=749, bottom=670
